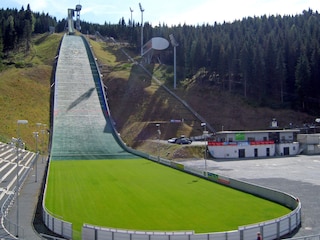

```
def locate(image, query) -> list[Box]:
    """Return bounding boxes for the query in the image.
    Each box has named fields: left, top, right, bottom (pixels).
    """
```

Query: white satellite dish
left=142, top=37, right=169, bottom=56
left=151, top=37, right=169, bottom=50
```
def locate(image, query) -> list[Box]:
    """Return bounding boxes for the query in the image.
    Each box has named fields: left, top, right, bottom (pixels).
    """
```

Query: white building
left=208, top=129, right=300, bottom=159
left=297, top=133, right=320, bottom=155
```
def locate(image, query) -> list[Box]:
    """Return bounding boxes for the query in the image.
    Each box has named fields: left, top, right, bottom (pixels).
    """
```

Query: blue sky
left=1, top=0, right=320, bottom=26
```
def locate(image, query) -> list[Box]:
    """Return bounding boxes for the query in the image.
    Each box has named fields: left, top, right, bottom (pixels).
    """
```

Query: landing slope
left=51, top=35, right=135, bottom=160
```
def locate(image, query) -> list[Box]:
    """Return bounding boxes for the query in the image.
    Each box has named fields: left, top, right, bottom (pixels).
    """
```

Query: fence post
left=289, top=216, right=292, bottom=234
left=95, top=228, right=98, bottom=240
left=277, top=221, right=280, bottom=239
left=239, top=228, right=243, bottom=240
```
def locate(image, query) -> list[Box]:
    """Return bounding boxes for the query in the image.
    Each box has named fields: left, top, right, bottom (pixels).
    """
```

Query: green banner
left=235, top=133, right=245, bottom=141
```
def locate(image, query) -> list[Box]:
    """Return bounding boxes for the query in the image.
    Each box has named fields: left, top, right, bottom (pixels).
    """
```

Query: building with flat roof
left=208, top=129, right=300, bottom=159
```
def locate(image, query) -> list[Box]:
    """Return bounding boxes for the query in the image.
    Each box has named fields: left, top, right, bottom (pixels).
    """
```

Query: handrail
left=0, top=152, right=39, bottom=239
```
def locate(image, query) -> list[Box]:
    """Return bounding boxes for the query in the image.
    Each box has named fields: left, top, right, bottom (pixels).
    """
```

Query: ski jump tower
left=67, top=4, right=82, bottom=34
left=75, top=4, right=82, bottom=31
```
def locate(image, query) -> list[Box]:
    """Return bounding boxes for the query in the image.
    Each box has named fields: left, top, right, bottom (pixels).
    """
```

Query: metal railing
left=0, top=152, right=39, bottom=239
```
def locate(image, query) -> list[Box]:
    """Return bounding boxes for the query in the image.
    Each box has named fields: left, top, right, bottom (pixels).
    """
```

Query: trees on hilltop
left=1, top=6, right=320, bottom=115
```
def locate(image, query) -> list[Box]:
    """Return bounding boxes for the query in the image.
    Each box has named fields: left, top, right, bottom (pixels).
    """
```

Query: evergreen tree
left=2, top=6, right=320, bottom=114
left=275, top=49, right=287, bottom=104
left=24, top=4, right=33, bottom=53
left=4, top=15, right=16, bottom=51
left=295, top=53, right=311, bottom=110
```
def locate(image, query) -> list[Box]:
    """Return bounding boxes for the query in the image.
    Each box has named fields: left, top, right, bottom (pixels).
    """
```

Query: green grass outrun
left=45, top=159, right=290, bottom=234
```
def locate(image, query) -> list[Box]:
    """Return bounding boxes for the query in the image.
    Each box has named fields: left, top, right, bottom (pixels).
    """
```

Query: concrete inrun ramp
left=51, top=35, right=136, bottom=160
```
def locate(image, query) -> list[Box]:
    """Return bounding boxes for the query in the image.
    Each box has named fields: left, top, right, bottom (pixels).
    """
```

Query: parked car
left=175, top=137, right=192, bottom=145
left=167, top=137, right=178, bottom=143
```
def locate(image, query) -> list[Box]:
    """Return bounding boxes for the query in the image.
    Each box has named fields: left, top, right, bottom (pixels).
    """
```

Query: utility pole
left=169, top=34, right=179, bottom=89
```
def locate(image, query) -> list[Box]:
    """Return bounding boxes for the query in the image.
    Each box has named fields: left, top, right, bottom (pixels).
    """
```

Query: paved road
left=0, top=142, right=38, bottom=239
left=0, top=141, right=61, bottom=240
left=182, top=155, right=320, bottom=238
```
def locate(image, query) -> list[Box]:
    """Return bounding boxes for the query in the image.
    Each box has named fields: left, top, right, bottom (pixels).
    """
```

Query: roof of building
left=215, top=129, right=300, bottom=135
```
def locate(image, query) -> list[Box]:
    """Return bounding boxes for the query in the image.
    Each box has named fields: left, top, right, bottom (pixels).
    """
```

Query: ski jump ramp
left=51, top=34, right=136, bottom=160
left=44, top=34, right=301, bottom=240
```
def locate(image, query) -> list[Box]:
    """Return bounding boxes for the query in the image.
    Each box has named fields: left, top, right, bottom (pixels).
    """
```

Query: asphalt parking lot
left=182, top=155, right=320, bottom=238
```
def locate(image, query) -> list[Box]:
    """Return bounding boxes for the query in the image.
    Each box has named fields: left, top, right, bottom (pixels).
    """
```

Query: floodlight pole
left=173, top=45, right=177, bottom=89
left=130, top=7, right=134, bottom=42
left=41, top=124, right=47, bottom=163
left=169, top=34, right=179, bottom=89
left=156, top=123, right=161, bottom=161
left=130, top=7, right=133, bottom=27
left=33, top=132, right=39, bottom=182
left=16, top=119, right=28, bottom=237
left=201, top=122, right=207, bottom=177
left=139, top=3, right=144, bottom=56
left=36, top=123, right=44, bottom=163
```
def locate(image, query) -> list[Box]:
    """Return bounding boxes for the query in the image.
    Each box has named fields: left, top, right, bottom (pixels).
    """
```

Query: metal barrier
left=82, top=35, right=301, bottom=240
left=1, top=186, right=24, bottom=239
left=81, top=166, right=301, bottom=240
left=44, top=35, right=301, bottom=240
left=81, top=153, right=301, bottom=240
left=0, top=152, right=39, bottom=239
left=41, top=207, right=72, bottom=239
left=42, top=155, right=73, bottom=239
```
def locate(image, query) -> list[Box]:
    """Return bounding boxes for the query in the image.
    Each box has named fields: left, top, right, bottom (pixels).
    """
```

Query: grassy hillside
left=91, top=38, right=314, bottom=159
left=0, top=33, right=314, bottom=157
left=0, top=33, right=63, bottom=150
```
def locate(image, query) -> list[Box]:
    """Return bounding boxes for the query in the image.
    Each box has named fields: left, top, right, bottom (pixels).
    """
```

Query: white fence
left=42, top=207, right=73, bottom=239
left=43, top=35, right=301, bottom=240
left=42, top=150, right=73, bottom=239
left=81, top=158, right=301, bottom=240
left=0, top=143, right=37, bottom=239
left=82, top=209, right=301, bottom=240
